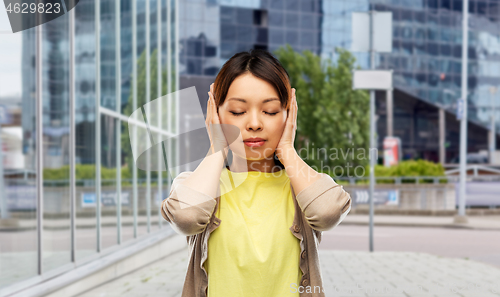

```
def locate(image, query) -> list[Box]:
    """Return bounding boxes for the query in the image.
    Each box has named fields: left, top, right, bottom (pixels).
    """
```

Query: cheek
left=219, top=111, right=233, bottom=125
left=278, top=114, right=287, bottom=130
left=268, top=117, right=286, bottom=141
left=219, top=113, right=245, bottom=138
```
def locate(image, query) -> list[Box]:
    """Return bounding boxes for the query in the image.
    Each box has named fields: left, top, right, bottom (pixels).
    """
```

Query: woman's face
left=218, top=72, right=288, bottom=161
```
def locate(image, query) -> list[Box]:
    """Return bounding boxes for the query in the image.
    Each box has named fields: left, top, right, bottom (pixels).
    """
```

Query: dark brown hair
left=213, top=49, right=292, bottom=111
left=214, top=49, right=291, bottom=170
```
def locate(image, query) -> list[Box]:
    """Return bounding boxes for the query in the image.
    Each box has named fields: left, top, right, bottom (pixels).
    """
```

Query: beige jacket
left=161, top=170, right=352, bottom=297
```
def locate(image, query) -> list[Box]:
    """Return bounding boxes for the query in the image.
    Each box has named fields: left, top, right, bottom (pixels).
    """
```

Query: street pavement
left=77, top=246, right=188, bottom=297
left=77, top=230, right=500, bottom=297
left=341, top=214, right=500, bottom=230
left=322, top=225, right=500, bottom=269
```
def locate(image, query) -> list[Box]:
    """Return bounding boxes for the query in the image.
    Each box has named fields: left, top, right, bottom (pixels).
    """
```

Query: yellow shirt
left=204, top=167, right=302, bottom=297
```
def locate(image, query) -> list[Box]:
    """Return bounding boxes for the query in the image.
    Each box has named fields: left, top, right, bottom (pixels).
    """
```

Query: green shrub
left=44, top=164, right=132, bottom=181
left=360, top=159, right=447, bottom=184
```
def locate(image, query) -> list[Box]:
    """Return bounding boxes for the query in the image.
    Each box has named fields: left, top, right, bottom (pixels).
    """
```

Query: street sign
left=353, top=189, right=399, bottom=205
left=81, top=192, right=131, bottom=208
left=352, top=70, right=393, bottom=90
left=351, top=10, right=393, bottom=253
left=352, top=12, right=393, bottom=53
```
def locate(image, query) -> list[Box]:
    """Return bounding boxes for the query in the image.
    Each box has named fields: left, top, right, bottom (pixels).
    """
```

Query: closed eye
left=230, top=111, right=279, bottom=116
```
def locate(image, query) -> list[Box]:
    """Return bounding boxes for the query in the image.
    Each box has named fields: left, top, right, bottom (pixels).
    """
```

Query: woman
left=161, top=49, right=352, bottom=297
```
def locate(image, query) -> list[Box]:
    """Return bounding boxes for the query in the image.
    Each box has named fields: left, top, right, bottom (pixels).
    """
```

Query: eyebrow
left=227, top=97, right=280, bottom=104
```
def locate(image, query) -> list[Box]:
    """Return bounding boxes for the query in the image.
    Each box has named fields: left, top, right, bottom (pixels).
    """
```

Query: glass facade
left=178, top=0, right=499, bottom=160
left=372, top=0, right=500, bottom=131
left=0, top=0, right=178, bottom=292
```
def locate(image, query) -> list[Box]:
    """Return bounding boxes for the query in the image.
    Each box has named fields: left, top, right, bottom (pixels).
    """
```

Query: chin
left=232, top=149, right=275, bottom=161
left=246, top=149, right=276, bottom=160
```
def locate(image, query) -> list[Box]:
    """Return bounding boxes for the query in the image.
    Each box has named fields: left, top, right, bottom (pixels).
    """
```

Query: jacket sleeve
left=160, top=171, right=217, bottom=236
left=294, top=173, right=352, bottom=232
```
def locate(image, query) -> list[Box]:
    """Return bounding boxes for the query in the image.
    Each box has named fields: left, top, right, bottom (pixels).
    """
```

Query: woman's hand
left=275, top=88, right=297, bottom=165
left=206, top=83, right=229, bottom=157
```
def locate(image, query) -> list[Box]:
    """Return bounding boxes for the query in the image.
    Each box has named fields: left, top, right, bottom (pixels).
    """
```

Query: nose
left=246, top=110, right=263, bottom=131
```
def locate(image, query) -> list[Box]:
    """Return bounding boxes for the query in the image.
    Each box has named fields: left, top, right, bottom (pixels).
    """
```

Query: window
left=221, top=6, right=235, bottom=24
left=285, top=30, right=298, bottom=45
left=221, top=25, right=236, bottom=41
left=255, top=28, right=268, bottom=44
left=236, top=8, right=253, bottom=25
left=269, top=11, right=284, bottom=27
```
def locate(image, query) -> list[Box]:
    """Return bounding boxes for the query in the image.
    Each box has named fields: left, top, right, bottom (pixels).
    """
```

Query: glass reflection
left=101, top=0, right=117, bottom=110
left=1, top=0, right=177, bottom=290
left=75, top=0, right=97, bottom=261
left=101, top=115, right=118, bottom=249
left=42, top=13, right=71, bottom=272
left=0, top=26, right=38, bottom=288
left=121, top=121, right=134, bottom=242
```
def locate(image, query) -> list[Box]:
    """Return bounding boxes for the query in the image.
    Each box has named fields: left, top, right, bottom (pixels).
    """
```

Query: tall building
left=2, top=0, right=178, bottom=292
left=373, top=0, right=500, bottom=161
left=178, top=0, right=500, bottom=162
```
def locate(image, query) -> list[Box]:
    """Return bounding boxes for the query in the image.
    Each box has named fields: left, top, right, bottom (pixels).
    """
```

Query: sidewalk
left=77, top=245, right=188, bottom=297
left=342, top=214, right=500, bottom=231
left=5, top=214, right=499, bottom=232
left=76, top=240, right=500, bottom=297
left=77, top=247, right=188, bottom=297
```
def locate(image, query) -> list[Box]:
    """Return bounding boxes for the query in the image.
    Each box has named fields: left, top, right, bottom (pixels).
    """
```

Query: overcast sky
left=0, top=7, right=22, bottom=100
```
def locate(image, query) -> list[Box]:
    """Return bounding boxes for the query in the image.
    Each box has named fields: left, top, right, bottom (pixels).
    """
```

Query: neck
left=228, top=152, right=281, bottom=173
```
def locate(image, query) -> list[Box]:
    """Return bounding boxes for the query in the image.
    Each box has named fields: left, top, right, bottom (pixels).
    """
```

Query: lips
left=243, top=138, right=266, bottom=147
left=244, top=138, right=265, bottom=142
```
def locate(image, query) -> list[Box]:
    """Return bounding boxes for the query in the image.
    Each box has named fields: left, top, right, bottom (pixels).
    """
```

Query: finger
left=207, top=103, right=212, bottom=124
left=295, top=97, right=299, bottom=124
left=293, top=103, right=297, bottom=128
left=287, top=105, right=293, bottom=126
left=210, top=91, right=219, bottom=123
left=209, top=93, right=215, bottom=120
left=287, top=96, right=292, bottom=121
left=210, top=91, right=215, bottom=109
left=209, top=89, right=214, bottom=102
left=294, top=92, right=299, bottom=124
left=285, top=100, right=291, bottom=121
left=208, top=92, right=213, bottom=114
left=206, top=92, right=211, bottom=119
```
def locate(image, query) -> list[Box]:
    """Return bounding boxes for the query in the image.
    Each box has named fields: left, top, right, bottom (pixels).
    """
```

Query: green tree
left=273, top=45, right=370, bottom=177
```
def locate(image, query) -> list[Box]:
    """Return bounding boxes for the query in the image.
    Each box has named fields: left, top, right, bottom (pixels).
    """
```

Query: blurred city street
left=2, top=0, right=500, bottom=295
